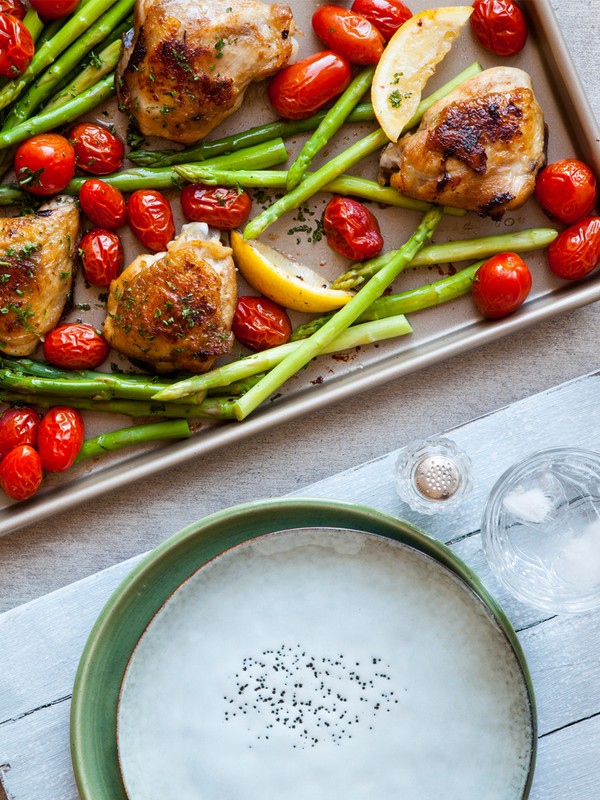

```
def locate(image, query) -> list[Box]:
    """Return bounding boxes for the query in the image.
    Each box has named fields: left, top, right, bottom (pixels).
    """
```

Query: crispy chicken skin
left=116, top=0, right=295, bottom=145
left=380, top=67, right=546, bottom=217
left=103, top=223, right=236, bottom=373
left=0, top=196, right=79, bottom=356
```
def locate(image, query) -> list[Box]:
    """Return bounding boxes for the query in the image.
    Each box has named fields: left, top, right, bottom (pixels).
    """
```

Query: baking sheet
left=1, top=0, right=599, bottom=535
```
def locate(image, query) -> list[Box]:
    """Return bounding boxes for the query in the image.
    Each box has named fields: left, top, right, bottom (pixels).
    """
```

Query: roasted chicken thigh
left=116, top=0, right=295, bottom=145
left=103, top=223, right=236, bottom=373
left=0, top=196, right=79, bottom=356
left=380, top=67, right=546, bottom=217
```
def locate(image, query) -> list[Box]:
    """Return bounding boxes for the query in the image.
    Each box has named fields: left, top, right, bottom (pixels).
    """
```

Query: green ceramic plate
left=70, top=498, right=537, bottom=800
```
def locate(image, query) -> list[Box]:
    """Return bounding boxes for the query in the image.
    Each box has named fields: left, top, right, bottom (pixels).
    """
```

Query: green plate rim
left=70, top=496, right=537, bottom=799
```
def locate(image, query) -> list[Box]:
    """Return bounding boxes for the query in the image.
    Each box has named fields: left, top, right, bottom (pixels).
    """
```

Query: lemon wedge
left=230, top=231, right=354, bottom=313
left=372, top=6, right=473, bottom=142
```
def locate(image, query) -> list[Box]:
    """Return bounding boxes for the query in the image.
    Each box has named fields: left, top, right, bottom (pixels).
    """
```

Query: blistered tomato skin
left=30, top=0, right=79, bottom=18
left=547, top=217, right=600, bottom=281
left=0, top=407, right=40, bottom=459
left=43, top=323, right=110, bottom=369
left=472, top=252, right=532, bottom=319
left=268, top=51, right=352, bottom=120
left=535, top=159, right=597, bottom=225
left=79, top=228, right=124, bottom=287
left=312, top=5, right=385, bottom=65
left=470, top=0, right=528, bottom=57
left=38, top=407, right=85, bottom=472
left=0, top=0, right=26, bottom=20
left=79, top=179, right=127, bottom=229
left=69, top=122, right=124, bottom=175
left=181, top=184, right=252, bottom=229
left=233, top=296, right=292, bottom=351
left=350, top=0, right=413, bottom=41
left=15, top=133, right=76, bottom=195
left=323, top=196, right=384, bottom=260
left=0, top=445, right=43, bottom=501
left=0, top=13, right=34, bottom=77
left=128, top=189, right=175, bottom=252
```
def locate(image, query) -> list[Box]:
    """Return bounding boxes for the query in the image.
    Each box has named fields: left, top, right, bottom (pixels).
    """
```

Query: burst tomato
left=30, top=0, right=79, bottom=19
left=79, top=179, right=127, bottom=229
left=181, top=184, right=252, bottom=229
left=0, top=13, right=34, bottom=77
left=233, top=296, right=292, bottom=351
left=69, top=122, right=124, bottom=175
left=472, top=252, right=532, bottom=319
left=14, top=133, right=76, bottom=195
left=43, top=323, right=110, bottom=370
left=535, top=159, right=597, bottom=225
left=323, top=196, right=383, bottom=260
left=470, top=0, right=528, bottom=57
left=0, top=0, right=26, bottom=20
left=79, top=228, right=123, bottom=287
left=312, top=5, right=385, bottom=65
left=0, top=407, right=40, bottom=459
left=0, top=444, right=43, bottom=501
left=38, top=407, right=84, bottom=472
left=268, top=51, right=352, bottom=120
left=350, top=0, right=412, bottom=40
left=546, top=217, right=600, bottom=281
left=128, top=189, right=175, bottom=252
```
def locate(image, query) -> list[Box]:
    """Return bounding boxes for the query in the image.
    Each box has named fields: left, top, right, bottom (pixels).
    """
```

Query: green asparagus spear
left=331, top=228, right=559, bottom=290
left=286, top=66, right=375, bottom=191
left=76, top=419, right=191, bottom=461
left=22, top=9, right=44, bottom=42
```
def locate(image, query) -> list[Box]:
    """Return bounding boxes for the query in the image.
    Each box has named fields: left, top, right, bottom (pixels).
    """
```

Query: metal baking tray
left=1, top=0, right=598, bottom=535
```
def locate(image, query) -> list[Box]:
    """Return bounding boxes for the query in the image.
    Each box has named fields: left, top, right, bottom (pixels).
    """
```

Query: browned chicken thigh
left=379, top=67, right=546, bottom=217
left=116, top=0, right=295, bottom=145
left=103, top=223, right=237, bottom=373
left=0, top=196, right=79, bottom=356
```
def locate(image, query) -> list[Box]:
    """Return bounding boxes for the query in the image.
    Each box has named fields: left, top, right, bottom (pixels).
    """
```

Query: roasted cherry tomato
left=472, top=252, right=532, bottom=319
left=79, top=179, right=127, bottom=229
left=37, top=407, right=84, bottom=472
left=128, top=189, right=175, bottom=252
left=535, top=159, right=597, bottom=225
left=470, top=0, right=528, bottom=57
left=30, top=0, right=79, bottom=19
left=0, top=407, right=40, bottom=459
left=14, top=133, right=76, bottom=195
left=268, top=51, right=352, bottom=120
left=0, top=13, right=34, bottom=77
left=79, top=228, right=123, bottom=287
left=233, top=296, right=292, bottom=351
left=312, top=5, right=385, bottom=65
left=0, top=0, right=26, bottom=20
left=547, top=216, right=600, bottom=281
left=0, top=444, right=43, bottom=501
left=43, top=323, right=110, bottom=370
left=181, top=184, right=252, bottom=229
left=323, top=196, right=383, bottom=260
left=69, top=122, right=124, bottom=175
left=350, top=0, right=412, bottom=41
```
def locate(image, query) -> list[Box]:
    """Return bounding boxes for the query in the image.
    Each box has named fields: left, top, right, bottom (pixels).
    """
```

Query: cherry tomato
left=323, top=196, right=383, bottom=260
left=232, top=296, right=292, bottom=352
left=0, top=407, right=40, bottom=459
left=535, top=159, right=597, bottom=225
left=38, top=407, right=84, bottom=472
left=0, top=13, right=34, bottom=77
left=14, top=133, right=76, bottom=195
left=350, top=0, right=412, bottom=41
left=79, top=179, right=127, bottom=229
left=79, top=228, right=124, bottom=287
left=69, top=122, right=124, bottom=175
left=43, top=323, right=110, bottom=370
left=0, top=0, right=26, bottom=20
left=312, top=5, right=385, bottom=65
left=181, top=184, right=252, bottom=230
left=470, top=0, right=528, bottom=57
left=268, top=51, right=352, bottom=120
left=128, top=189, right=175, bottom=252
left=0, top=445, right=43, bottom=501
left=30, top=0, right=79, bottom=19
left=472, top=252, right=532, bottom=319
left=547, top=217, right=600, bottom=281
